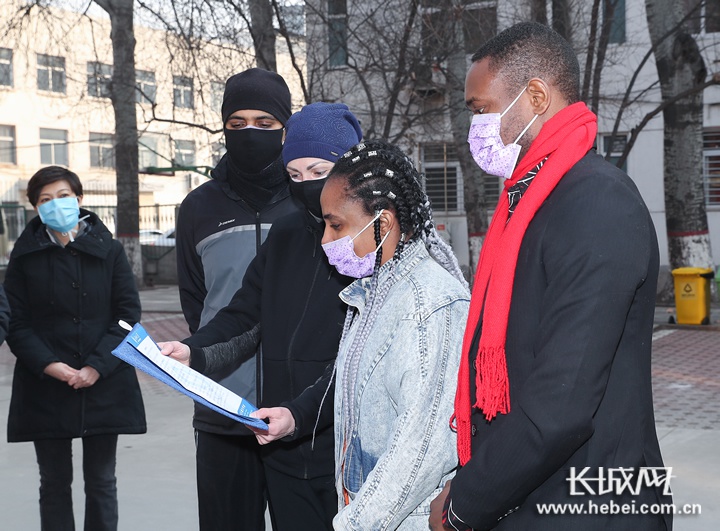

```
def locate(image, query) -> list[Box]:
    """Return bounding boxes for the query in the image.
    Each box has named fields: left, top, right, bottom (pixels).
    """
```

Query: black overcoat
left=5, top=209, right=146, bottom=442
left=451, top=151, right=672, bottom=530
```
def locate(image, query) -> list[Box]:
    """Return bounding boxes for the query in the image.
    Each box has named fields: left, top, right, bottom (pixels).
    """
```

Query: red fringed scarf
left=454, top=102, right=598, bottom=465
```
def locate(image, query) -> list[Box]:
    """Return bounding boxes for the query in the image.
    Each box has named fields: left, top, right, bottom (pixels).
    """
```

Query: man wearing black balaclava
left=175, top=68, right=300, bottom=531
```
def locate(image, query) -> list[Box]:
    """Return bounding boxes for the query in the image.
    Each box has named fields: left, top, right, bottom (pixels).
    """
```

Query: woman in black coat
left=4, top=166, right=146, bottom=531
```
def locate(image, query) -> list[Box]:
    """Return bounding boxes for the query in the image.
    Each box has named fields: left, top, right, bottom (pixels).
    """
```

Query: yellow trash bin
left=671, top=267, right=715, bottom=325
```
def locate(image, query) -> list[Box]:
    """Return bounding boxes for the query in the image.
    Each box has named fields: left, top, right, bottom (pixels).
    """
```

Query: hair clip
left=385, top=169, right=394, bottom=177
left=352, top=156, right=360, bottom=163
left=368, top=151, right=377, bottom=157
left=356, top=142, right=366, bottom=151
left=372, top=190, right=382, bottom=196
left=387, top=191, right=396, bottom=199
left=363, top=171, right=373, bottom=178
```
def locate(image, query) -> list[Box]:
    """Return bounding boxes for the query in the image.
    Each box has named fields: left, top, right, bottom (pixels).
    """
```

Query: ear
left=526, top=78, right=552, bottom=116
left=378, top=208, right=397, bottom=237
left=77, top=195, right=83, bottom=207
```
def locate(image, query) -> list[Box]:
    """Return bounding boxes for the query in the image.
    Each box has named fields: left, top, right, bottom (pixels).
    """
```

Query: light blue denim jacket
left=333, top=240, right=470, bottom=530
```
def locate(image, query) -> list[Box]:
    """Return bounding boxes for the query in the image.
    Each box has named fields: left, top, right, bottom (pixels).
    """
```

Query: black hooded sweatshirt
left=184, top=208, right=352, bottom=479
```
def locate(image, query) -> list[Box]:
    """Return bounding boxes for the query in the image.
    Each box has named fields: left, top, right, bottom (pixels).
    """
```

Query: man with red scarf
left=430, top=22, right=672, bottom=531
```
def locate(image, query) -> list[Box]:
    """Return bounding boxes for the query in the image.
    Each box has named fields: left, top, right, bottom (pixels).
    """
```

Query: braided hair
left=313, top=140, right=468, bottom=448
left=328, top=139, right=467, bottom=287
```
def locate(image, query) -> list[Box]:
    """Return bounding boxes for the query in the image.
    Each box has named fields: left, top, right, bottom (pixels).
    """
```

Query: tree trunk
left=529, top=0, right=547, bottom=24
left=249, top=0, right=277, bottom=71
left=447, top=12, right=488, bottom=276
left=645, top=0, right=713, bottom=289
left=551, top=0, right=571, bottom=41
left=381, top=0, right=419, bottom=140
left=94, top=0, right=142, bottom=285
left=581, top=0, right=602, bottom=102
left=589, top=0, right=615, bottom=114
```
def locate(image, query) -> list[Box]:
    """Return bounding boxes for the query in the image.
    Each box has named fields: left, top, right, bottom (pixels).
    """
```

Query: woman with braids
left=253, top=139, right=470, bottom=530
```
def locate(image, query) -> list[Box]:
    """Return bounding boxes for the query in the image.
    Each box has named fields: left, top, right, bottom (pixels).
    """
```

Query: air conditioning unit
left=411, top=62, right=446, bottom=98
left=187, top=173, right=203, bottom=189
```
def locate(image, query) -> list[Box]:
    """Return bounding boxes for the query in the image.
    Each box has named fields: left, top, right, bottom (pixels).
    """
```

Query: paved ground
left=0, top=292, right=199, bottom=531
left=0, top=285, right=718, bottom=529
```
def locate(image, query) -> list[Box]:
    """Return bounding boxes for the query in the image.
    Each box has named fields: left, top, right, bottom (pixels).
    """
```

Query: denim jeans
left=34, top=434, right=119, bottom=531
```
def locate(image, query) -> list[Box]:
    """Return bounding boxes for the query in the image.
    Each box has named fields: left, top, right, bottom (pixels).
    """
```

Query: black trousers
left=265, top=465, right=337, bottom=531
left=195, top=430, right=266, bottom=531
left=34, top=434, right=119, bottom=531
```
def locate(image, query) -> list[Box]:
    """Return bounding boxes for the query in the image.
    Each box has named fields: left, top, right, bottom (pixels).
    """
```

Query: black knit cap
left=221, top=68, right=292, bottom=126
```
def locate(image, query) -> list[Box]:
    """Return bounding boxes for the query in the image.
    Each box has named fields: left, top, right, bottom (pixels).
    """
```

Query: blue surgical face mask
left=38, top=196, right=80, bottom=233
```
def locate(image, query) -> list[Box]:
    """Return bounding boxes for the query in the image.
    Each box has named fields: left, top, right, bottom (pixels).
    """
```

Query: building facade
left=305, top=0, right=720, bottom=272
left=0, top=1, right=304, bottom=264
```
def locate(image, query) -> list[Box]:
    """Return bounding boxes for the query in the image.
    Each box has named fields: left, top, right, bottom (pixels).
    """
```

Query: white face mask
left=467, top=87, right=539, bottom=179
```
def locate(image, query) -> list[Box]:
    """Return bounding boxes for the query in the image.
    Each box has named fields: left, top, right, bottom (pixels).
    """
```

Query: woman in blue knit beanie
left=160, top=101, right=363, bottom=530
left=282, top=102, right=363, bottom=218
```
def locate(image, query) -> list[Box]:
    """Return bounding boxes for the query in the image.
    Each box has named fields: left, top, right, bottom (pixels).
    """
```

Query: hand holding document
left=112, top=321, right=267, bottom=430
left=157, top=341, right=191, bottom=366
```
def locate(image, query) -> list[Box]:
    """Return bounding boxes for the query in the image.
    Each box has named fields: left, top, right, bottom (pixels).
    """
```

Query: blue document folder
left=112, top=323, right=268, bottom=431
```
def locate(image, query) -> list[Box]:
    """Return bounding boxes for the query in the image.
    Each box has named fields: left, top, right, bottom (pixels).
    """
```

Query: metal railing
left=0, top=203, right=179, bottom=266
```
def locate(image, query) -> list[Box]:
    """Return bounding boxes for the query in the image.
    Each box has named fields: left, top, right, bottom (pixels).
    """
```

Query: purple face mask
left=467, top=87, right=539, bottom=180
left=322, top=209, right=390, bottom=278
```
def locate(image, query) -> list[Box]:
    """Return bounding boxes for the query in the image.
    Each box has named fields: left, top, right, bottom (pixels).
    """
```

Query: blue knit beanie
left=282, top=102, right=363, bottom=166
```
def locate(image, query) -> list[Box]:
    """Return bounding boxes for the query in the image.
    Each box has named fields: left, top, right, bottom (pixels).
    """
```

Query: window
left=601, top=133, right=628, bottom=171
left=278, top=3, right=306, bottom=36
left=328, top=0, right=348, bottom=67
left=421, top=0, right=451, bottom=62
left=605, top=0, right=626, bottom=44
left=37, top=54, right=66, bottom=93
left=135, top=69, right=156, bottom=104
left=684, top=0, right=720, bottom=33
left=703, top=130, right=720, bottom=206
left=0, top=125, right=16, bottom=164
left=708, top=0, right=720, bottom=32
left=211, top=81, right=225, bottom=113
left=461, top=1, right=498, bottom=54
left=0, top=205, right=27, bottom=244
left=484, top=173, right=501, bottom=205
left=139, top=134, right=160, bottom=169
left=421, top=143, right=465, bottom=213
left=173, top=76, right=194, bottom=109
left=422, top=1, right=496, bottom=58
left=0, top=48, right=12, bottom=87
left=89, top=132, right=115, bottom=168
left=40, top=128, right=69, bottom=166
left=173, top=139, right=195, bottom=167
left=87, top=62, right=113, bottom=98
left=211, top=141, right=226, bottom=166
